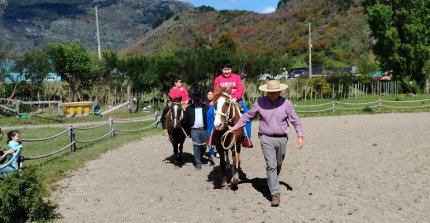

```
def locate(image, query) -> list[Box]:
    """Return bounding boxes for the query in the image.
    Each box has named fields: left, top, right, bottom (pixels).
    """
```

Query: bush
left=0, top=167, right=58, bottom=223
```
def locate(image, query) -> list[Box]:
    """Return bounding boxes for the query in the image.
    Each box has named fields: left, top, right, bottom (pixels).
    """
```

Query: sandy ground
left=53, top=113, right=430, bottom=223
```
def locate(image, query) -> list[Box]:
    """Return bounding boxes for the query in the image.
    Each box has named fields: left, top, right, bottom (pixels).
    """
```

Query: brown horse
left=211, top=88, right=243, bottom=188
left=164, top=98, right=186, bottom=166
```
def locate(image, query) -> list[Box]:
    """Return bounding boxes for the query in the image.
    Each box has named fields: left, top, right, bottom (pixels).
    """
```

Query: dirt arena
left=53, top=113, right=430, bottom=222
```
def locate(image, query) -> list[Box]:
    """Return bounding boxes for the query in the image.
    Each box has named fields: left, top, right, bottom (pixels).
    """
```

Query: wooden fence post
left=377, top=99, right=382, bottom=112
left=69, top=126, right=76, bottom=152
left=332, top=101, right=336, bottom=112
left=426, top=79, right=430, bottom=94
left=109, top=117, right=114, bottom=137
left=15, top=101, right=20, bottom=117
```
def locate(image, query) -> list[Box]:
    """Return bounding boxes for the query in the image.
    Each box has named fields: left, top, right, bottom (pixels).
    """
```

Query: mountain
left=0, top=0, right=193, bottom=52
left=1, top=0, right=371, bottom=68
left=127, top=0, right=370, bottom=67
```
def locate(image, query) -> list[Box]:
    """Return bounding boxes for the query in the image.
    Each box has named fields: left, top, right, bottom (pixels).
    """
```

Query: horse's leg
left=172, top=140, right=179, bottom=165
left=218, top=147, right=228, bottom=189
left=178, top=141, right=184, bottom=165
left=231, top=149, right=239, bottom=186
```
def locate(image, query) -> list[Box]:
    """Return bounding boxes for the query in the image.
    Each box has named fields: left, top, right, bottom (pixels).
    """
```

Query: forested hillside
left=128, top=0, right=371, bottom=69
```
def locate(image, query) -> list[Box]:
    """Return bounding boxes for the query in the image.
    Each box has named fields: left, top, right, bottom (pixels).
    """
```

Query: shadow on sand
left=207, top=166, right=293, bottom=201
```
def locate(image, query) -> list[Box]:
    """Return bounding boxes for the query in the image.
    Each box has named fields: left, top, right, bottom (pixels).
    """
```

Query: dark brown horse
left=164, top=98, right=186, bottom=166
left=212, top=88, right=243, bottom=188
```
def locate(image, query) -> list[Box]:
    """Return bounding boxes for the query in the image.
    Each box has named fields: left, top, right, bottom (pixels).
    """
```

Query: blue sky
left=183, top=0, right=279, bottom=14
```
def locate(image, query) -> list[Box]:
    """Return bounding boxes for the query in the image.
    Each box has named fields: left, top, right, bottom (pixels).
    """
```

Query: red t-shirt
left=169, top=87, right=189, bottom=102
left=213, top=73, right=244, bottom=100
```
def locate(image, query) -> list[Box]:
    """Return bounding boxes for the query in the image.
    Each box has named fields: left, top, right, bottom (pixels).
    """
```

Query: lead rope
left=220, top=102, right=240, bottom=172
left=180, top=126, right=207, bottom=146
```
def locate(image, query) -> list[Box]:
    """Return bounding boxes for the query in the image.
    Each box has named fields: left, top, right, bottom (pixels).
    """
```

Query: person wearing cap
left=182, top=92, right=209, bottom=170
left=213, top=60, right=252, bottom=141
left=230, top=80, right=304, bottom=207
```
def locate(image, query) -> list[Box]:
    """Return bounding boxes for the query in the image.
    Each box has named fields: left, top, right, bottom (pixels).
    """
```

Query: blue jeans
left=0, top=166, right=16, bottom=174
left=191, top=129, right=207, bottom=167
left=209, top=146, right=215, bottom=157
left=239, top=100, right=252, bottom=138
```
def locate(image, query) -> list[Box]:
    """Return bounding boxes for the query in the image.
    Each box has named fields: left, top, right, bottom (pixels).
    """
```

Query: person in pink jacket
left=168, top=79, right=189, bottom=105
left=160, top=78, right=189, bottom=129
left=213, top=60, right=252, bottom=141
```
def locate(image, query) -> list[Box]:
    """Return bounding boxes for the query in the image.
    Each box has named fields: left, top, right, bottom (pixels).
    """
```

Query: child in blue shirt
left=0, top=130, right=22, bottom=173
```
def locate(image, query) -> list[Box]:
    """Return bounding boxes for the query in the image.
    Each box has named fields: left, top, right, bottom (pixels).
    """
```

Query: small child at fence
left=0, top=129, right=19, bottom=174
left=7, top=130, right=23, bottom=169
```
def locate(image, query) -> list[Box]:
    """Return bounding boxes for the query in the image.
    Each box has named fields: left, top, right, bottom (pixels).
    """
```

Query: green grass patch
left=291, top=94, right=430, bottom=117
left=19, top=120, right=161, bottom=187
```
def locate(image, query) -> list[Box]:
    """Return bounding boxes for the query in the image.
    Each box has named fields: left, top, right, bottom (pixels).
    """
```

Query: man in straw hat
left=231, top=80, right=304, bottom=207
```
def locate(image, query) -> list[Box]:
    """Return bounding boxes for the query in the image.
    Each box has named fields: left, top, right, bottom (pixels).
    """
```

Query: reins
left=217, top=96, right=243, bottom=172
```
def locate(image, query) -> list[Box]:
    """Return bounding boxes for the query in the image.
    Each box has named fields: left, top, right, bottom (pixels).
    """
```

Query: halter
left=170, top=102, right=183, bottom=128
left=215, top=92, right=238, bottom=125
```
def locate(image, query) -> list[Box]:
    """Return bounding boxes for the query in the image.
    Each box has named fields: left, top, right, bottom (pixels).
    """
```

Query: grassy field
left=292, top=94, right=430, bottom=117
left=0, top=111, right=161, bottom=190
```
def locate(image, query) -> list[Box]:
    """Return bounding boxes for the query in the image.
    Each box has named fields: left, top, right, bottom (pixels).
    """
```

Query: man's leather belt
left=259, top=132, right=287, bottom=138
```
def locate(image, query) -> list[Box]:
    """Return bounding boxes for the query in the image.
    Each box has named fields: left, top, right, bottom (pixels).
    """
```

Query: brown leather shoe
left=271, top=195, right=280, bottom=207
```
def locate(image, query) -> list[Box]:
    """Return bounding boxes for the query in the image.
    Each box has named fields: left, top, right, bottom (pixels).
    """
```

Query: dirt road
left=53, top=113, right=430, bottom=222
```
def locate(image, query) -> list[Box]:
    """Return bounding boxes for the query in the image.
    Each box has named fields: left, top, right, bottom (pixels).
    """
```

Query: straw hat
left=258, top=80, right=288, bottom=92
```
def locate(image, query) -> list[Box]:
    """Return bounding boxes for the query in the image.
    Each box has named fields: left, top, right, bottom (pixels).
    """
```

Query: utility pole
left=308, top=22, right=312, bottom=79
left=95, top=5, right=101, bottom=60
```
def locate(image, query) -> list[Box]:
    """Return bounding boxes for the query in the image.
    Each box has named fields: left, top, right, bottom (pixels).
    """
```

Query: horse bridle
left=170, top=102, right=183, bottom=127
left=215, top=92, right=240, bottom=128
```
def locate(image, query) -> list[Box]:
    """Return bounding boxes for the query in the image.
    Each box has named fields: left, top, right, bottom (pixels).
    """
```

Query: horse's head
left=170, top=98, right=183, bottom=129
left=213, top=88, right=237, bottom=131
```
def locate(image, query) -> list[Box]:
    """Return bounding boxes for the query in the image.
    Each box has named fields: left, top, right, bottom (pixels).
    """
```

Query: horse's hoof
left=221, top=182, right=229, bottom=190
left=230, top=184, right=238, bottom=191
left=231, top=178, right=239, bottom=186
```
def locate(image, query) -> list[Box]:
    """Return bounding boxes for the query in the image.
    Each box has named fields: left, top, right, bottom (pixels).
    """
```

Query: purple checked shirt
left=234, top=96, right=304, bottom=137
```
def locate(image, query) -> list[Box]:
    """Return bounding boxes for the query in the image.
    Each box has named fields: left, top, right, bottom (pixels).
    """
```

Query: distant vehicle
left=258, top=73, right=273, bottom=80
left=368, top=70, right=393, bottom=81
left=273, top=73, right=288, bottom=80
left=288, top=68, right=308, bottom=79
left=379, top=72, right=393, bottom=81
left=273, top=68, right=288, bottom=80
left=288, top=67, right=330, bottom=79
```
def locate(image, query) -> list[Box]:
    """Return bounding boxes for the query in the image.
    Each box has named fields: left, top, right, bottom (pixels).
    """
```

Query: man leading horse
left=231, top=80, right=304, bottom=207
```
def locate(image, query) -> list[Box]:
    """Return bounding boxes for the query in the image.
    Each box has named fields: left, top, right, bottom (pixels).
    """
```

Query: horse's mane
left=213, top=88, right=232, bottom=103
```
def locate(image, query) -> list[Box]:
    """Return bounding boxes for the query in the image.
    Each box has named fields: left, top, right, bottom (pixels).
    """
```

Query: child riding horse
left=164, top=97, right=186, bottom=166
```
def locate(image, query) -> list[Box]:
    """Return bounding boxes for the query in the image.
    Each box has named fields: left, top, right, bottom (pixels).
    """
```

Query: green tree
left=47, top=41, right=95, bottom=101
left=364, top=0, right=430, bottom=92
left=118, top=54, right=152, bottom=93
left=15, top=47, right=53, bottom=99
left=214, top=32, right=237, bottom=52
